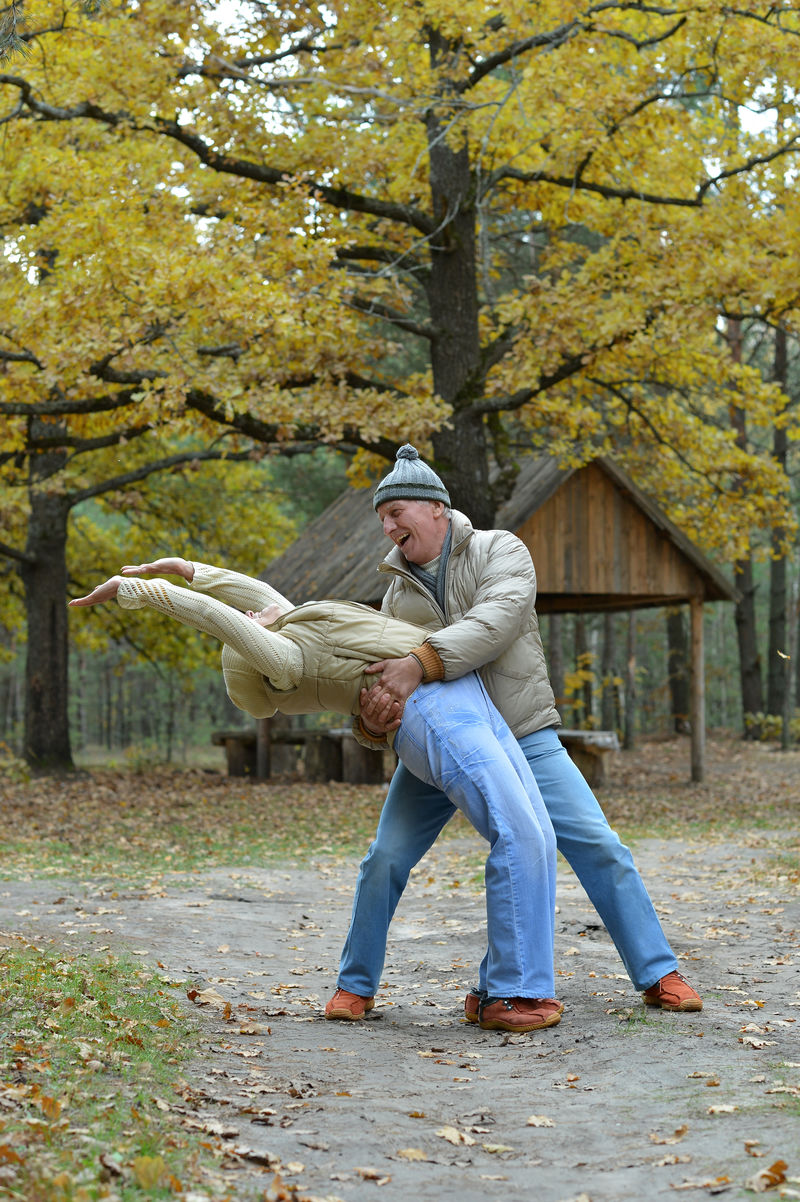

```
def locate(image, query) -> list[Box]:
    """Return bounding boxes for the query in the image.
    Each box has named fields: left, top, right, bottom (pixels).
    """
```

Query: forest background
left=1, top=0, right=799, bottom=773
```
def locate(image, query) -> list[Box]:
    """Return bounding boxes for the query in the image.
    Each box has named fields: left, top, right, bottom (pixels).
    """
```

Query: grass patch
left=0, top=937, right=220, bottom=1199
left=0, top=773, right=396, bottom=885
left=1, top=735, right=798, bottom=888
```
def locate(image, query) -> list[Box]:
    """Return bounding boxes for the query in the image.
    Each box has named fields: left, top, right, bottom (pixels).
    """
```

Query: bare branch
left=29, top=423, right=152, bottom=454
left=346, top=294, right=437, bottom=340
left=0, top=390, right=145, bottom=416
left=69, top=447, right=256, bottom=506
left=0, top=537, right=34, bottom=564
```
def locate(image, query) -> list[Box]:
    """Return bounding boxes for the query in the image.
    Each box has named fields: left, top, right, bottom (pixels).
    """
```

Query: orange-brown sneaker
left=478, top=996, right=563, bottom=1033
left=464, top=989, right=486, bottom=1023
left=642, top=971, right=702, bottom=1012
left=324, top=989, right=375, bottom=1020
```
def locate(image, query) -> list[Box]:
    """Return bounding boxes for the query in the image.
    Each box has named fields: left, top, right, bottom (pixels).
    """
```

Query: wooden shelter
left=264, top=455, right=739, bottom=781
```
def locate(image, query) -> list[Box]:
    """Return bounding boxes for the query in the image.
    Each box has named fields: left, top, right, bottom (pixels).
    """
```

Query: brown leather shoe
left=642, top=971, right=702, bottom=1012
left=478, top=996, right=563, bottom=1032
left=464, top=989, right=485, bottom=1023
left=324, top=988, right=375, bottom=1020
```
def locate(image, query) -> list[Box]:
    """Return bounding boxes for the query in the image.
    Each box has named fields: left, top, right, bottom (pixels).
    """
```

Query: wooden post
left=256, top=717, right=271, bottom=779
left=690, top=595, right=705, bottom=782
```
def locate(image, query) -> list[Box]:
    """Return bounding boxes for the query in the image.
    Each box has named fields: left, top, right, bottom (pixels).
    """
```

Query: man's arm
left=362, top=529, right=536, bottom=725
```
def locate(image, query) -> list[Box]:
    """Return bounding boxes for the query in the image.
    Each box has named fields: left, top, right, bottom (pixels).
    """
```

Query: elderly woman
left=70, top=557, right=561, bottom=1033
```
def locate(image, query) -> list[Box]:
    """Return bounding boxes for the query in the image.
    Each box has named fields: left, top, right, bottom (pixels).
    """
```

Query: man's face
left=376, top=498, right=447, bottom=565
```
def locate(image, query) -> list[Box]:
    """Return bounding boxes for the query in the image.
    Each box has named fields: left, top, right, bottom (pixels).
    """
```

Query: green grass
left=0, top=938, right=222, bottom=1200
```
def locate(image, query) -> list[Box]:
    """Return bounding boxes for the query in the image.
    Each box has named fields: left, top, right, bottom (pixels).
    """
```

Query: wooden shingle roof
left=262, top=454, right=738, bottom=611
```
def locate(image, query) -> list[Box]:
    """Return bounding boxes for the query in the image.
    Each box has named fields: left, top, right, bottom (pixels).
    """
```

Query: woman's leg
left=394, top=675, right=556, bottom=1000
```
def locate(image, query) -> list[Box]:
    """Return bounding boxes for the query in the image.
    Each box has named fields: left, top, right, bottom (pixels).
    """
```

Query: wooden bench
left=557, top=729, right=620, bottom=787
left=212, top=723, right=386, bottom=784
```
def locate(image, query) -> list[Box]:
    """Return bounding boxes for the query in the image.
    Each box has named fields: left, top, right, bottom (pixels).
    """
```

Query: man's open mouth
left=396, top=533, right=410, bottom=547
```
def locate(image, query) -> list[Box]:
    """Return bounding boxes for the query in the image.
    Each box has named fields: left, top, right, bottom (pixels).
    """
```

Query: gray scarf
left=408, top=522, right=452, bottom=612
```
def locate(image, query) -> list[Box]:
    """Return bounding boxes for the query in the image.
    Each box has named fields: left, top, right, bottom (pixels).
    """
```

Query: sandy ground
left=1, top=811, right=799, bottom=1202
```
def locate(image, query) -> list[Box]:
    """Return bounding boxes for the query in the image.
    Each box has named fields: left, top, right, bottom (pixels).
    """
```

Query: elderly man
left=325, top=444, right=702, bottom=1027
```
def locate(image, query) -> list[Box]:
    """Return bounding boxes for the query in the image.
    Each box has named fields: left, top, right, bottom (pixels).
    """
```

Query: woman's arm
left=122, top=558, right=295, bottom=616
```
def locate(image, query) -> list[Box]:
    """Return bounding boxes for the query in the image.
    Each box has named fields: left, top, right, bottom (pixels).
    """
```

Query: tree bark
left=424, top=30, right=494, bottom=526
left=767, top=324, right=788, bottom=717
left=20, top=473, right=73, bottom=771
left=733, top=557, right=764, bottom=736
left=727, top=319, right=763, bottom=738
left=624, top=612, right=637, bottom=750
left=666, top=607, right=691, bottom=733
left=547, top=613, right=565, bottom=712
left=601, top=612, right=619, bottom=731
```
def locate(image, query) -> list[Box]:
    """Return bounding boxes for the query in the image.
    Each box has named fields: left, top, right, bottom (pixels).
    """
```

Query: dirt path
left=2, top=815, right=799, bottom=1201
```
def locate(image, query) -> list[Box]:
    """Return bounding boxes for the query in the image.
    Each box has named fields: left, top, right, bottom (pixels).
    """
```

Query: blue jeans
left=343, top=673, right=557, bottom=998
left=338, top=723, right=678, bottom=996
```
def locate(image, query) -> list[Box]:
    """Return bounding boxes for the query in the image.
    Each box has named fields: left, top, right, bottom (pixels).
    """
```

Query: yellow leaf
left=526, top=1115, right=555, bottom=1127
left=649, top=1124, right=688, bottom=1145
left=132, top=1155, right=166, bottom=1189
left=396, top=1148, right=427, bottom=1161
left=436, top=1126, right=476, bottom=1146
left=745, top=1159, right=788, bottom=1192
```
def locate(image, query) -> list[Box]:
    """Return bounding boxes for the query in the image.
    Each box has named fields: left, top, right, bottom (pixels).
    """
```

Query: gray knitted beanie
left=373, top=444, right=451, bottom=511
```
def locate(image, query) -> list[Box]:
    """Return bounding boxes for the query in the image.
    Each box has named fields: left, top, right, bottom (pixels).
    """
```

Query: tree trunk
left=727, top=319, right=763, bottom=738
left=20, top=478, right=73, bottom=771
left=574, top=615, right=594, bottom=728
left=734, top=557, right=763, bottom=737
left=601, top=612, right=619, bottom=731
left=547, top=613, right=565, bottom=711
left=624, top=612, right=637, bottom=750
left=767, top=324, right=788, bottom=717
left=666, top=607, right=691, bottom=733
left=424, top=31, right=496, bottom=527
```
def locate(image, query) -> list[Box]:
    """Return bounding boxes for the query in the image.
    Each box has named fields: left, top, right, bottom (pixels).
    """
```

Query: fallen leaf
left=436, top=1125, right=476, bottom=1146
left=745, top=1159, right=788, bottom=1192
left=707, top=1105, right=737, bottom=1115
left=396, top=1148, right=427, bottom=1161
left=356, top=1166, right=392, bottom=1184
left=186, top=987, right=228, bottom=1008
left=132, top=1155, right=165, bottom=1189
left=650, top=1124, right=688, bottom=1145
left=527, top=1115, right=555, bottom=1127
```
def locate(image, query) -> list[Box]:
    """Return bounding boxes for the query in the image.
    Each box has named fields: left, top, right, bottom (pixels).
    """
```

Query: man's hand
left=359, top=683, right=404, bottom=736
left=365, top=654, right=424, bottom=701
left=121, top=557, right=194, bottom=581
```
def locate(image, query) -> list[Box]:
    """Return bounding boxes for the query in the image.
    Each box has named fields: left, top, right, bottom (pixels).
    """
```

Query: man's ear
left=431, top=501, right=446, bottom=518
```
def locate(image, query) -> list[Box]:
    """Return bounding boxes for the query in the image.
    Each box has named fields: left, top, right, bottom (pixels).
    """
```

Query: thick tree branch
left=346, top=295, right=437, bottom=340
left=0, top=75, right=436, bottom=236
left=29, top=423, right=152, bottom=454
left=0, top=537, right=35, bottom=565
left=0, top=390, right=146, bottom=416
left=489, top=128, right=800, bottom=208
left=459, top=21, right=584, bottom=92
left=69, top=447, right=256, bottom=507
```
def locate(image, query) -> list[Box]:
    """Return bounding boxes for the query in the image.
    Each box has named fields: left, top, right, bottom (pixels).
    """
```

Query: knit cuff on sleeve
left=409, top=642, right=445, bottom=682
left=357, top=716, right=389, bottom=747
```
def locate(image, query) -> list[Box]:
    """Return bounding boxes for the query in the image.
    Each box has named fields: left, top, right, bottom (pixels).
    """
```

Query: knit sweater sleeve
left=188, top=562, right=294, bottom=615
left=116, top=578, right=303, bottom=690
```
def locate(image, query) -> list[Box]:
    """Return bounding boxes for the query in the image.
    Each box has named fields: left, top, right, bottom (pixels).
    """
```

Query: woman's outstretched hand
left=121, top=558, right=194, bottom=581
left=68, top=576, right=123, bottom=607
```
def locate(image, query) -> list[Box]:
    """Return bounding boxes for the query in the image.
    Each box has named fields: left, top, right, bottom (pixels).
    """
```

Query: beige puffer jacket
left=115, top=563, right=431, bottom=724
left=378, top=509, right=561, bottom=738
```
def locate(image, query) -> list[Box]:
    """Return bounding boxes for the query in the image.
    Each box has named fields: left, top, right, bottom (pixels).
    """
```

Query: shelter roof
left=263, top=455, right=738, bottom=611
